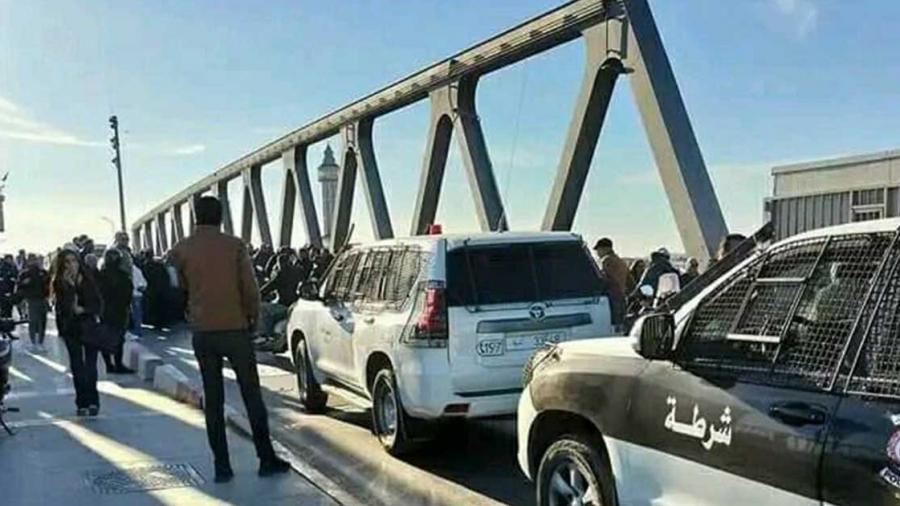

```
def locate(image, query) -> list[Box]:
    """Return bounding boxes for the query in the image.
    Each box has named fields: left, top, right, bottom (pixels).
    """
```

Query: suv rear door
left=625, top=231, right=892, bottom=505
left=445, top=239, right=610, bottom=395
left=822, top=230, right=900, bottom=506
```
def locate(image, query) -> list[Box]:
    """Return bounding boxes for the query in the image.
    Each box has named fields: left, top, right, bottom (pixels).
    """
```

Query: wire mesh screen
left=680, top=232, right=895, bottom=390
left=757, top=240, right=822, bottom=279
left=775, top=233, right=892, bottom=389
left=847, top=237, right=900, bottom=398
left=679, top=266, right=759, bottom=370
left=733, top=284, right=802, bottom=339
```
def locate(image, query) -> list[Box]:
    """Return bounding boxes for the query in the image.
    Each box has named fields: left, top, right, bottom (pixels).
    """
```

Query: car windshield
left=446, top=241, right=606, bottom=307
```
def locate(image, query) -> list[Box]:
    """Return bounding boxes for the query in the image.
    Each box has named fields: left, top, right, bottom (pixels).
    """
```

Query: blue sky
left=1, top=0, right=899, bottom=256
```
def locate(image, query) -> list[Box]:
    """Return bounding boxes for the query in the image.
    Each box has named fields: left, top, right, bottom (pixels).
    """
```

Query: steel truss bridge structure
left=132, top=0, right=728, bottom=262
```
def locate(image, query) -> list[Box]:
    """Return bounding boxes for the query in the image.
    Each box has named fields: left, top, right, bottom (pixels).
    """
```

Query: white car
left=287, top=231, right=616, bottom=453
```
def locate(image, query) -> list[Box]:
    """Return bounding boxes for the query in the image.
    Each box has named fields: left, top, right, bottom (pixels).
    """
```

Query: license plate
left=505, top=331, right=567, bottom=352
left=476, top=339, right=504, bottom=357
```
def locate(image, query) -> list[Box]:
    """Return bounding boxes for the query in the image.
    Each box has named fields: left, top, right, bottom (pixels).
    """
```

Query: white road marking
left=6, top=409, right=172, bottom=429
left=8, top=366, right=33, bottom=382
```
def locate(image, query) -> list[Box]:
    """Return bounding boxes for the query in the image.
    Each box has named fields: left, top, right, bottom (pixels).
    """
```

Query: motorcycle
left=0, top=318, right=26, bottom=435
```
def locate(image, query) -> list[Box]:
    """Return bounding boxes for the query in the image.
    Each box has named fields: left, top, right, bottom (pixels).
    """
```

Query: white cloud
left=0, top=94, right=103, bottom=147
left=168, top=144, right=206, bottom=156
left=773, top=0, right=819, bottom=38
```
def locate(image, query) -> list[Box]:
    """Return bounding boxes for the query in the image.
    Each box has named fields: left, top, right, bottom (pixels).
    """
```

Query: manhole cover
left=84, top=462, right=205, bottom=494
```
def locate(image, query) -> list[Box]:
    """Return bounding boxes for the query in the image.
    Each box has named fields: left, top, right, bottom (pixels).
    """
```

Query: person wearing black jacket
left=98, top=249, right=134, bottom=374
left=51, top=249, right=104, bottom=416
left=16, top=254, right=50, bottom=353
left=0, top=255, right=18, bottom=318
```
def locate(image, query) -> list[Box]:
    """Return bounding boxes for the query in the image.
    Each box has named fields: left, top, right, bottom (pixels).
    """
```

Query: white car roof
left=785, top=217, right=900, bottom=242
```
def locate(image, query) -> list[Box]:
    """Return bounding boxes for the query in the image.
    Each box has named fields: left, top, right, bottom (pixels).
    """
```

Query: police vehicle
left=518, top=218, right=900, bottom=505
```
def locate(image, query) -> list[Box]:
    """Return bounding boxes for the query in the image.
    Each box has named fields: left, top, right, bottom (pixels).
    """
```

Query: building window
left=851, top=188, right=886, bottom=222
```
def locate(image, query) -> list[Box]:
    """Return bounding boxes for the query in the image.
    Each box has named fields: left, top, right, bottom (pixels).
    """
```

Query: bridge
left=132, top=0, right=728, bottom=262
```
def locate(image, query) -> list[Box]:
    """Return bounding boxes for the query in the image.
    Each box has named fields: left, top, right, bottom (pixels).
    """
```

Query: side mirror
left=630, top=313, right=675, bottom=360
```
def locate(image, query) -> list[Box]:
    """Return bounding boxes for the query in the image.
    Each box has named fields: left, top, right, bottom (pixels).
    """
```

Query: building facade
left=317, top=145, right=339, bottom=247
left=766, top=149, right=900, bottom=239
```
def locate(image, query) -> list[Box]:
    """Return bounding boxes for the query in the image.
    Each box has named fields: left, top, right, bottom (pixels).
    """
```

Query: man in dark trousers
left=169, top=196, right=289, bottom=483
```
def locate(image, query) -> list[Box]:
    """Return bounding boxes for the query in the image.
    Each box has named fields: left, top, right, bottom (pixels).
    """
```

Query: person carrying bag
left=51, top=249, right=106, bottom=417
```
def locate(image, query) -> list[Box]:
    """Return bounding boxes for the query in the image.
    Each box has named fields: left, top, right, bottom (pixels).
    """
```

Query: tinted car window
left=447, top=241, right=605, bottom=307
left=382, top=248, right=422, bottom=307
left=324, top=250, right=361, bottom=302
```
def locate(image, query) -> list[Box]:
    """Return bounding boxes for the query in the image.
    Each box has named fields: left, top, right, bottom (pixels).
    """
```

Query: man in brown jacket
left=169, top=196, right=289, bottom=483
left=593, top=237, right=631, bottom=324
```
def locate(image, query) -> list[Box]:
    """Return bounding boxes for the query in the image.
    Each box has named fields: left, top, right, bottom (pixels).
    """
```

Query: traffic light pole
left=109, top=115, right=127, bottom=232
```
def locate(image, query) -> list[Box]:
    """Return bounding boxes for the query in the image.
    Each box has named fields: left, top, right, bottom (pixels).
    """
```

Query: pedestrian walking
left=15, top=254, right=50, bottom=353
left=169, top=196, right=289, bottom=483
left=51, top=249, right=103, bottom=416
left=98, top=249, right=134, bottom=374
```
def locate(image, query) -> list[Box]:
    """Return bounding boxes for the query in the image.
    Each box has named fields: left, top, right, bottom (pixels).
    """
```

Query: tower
left=317, top=145, right=340, bottom=248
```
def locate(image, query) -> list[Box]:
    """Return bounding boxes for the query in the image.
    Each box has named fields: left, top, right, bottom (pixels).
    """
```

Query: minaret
left=317, top=145, right=340, bottom=248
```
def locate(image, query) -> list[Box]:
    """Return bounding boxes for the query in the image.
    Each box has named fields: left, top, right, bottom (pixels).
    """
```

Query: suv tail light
left=402, top=281, right=448, bottom=347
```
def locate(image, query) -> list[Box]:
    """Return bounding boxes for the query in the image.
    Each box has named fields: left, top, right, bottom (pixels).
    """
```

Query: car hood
left=556, top=336, right=640, bottom=360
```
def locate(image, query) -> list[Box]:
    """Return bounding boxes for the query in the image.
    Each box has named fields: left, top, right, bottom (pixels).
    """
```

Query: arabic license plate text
left=506, top=331, right=566, bottom=352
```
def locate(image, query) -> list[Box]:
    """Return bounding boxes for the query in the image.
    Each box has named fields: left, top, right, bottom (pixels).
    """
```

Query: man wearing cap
left=593, top=238, right=630, bottom=325
left=593, top=238, right=631, bottom=298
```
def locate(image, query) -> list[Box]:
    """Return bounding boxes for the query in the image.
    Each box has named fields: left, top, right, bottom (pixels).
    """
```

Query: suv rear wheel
left=294, top=339, right=327, bottom=413
left=371, top=368, right=412, bottom=455
left=536, top=435, right=616, bottom=506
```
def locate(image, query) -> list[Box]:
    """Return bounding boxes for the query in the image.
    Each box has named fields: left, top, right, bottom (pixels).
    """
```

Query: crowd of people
left=2, top=217, right=743, bottom=422
left=591, top=233, right=746, bottom=324
left=1, top=227, right=335, bottom=416
left=249, top=243, right=333, bottom=340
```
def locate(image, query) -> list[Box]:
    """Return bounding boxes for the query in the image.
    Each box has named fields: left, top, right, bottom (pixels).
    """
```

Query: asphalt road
left=140, top=327, right=535, bottom=506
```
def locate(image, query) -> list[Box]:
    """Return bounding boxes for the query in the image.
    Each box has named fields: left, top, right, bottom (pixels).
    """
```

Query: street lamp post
left=109, top=115, right=127, bottom=232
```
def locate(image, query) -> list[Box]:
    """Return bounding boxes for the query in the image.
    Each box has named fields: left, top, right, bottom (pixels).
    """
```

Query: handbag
left=77, top=315, right=121, bottom=353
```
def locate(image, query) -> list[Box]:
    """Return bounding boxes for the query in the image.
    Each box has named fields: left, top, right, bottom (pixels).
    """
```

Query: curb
left=121, top=339, right=360, bottom=506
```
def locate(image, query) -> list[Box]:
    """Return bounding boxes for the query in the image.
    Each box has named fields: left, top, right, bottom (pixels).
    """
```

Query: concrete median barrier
left=122, top=341, right=166, bottom=382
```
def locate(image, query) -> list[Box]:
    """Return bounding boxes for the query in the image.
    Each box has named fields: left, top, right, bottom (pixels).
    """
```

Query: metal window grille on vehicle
left=681, top=231, right=896, bottom=391
left=845, top=235, right=900, bottom=398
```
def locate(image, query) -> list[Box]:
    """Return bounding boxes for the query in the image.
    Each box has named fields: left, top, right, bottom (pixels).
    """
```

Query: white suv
left=287, top=231, right=616, bottom=453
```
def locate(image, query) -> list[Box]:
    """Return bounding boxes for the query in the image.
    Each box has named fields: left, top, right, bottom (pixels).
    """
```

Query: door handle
left=362, top=317, right=375, bottom=324
left=769, top=402, right=827, bottom=426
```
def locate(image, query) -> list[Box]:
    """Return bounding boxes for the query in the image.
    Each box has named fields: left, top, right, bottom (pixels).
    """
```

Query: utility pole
left=109, top=115, right=127, bottom=232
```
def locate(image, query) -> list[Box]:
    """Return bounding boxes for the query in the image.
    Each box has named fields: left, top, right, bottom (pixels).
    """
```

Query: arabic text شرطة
left=664, top=396, right=733, bottom=451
